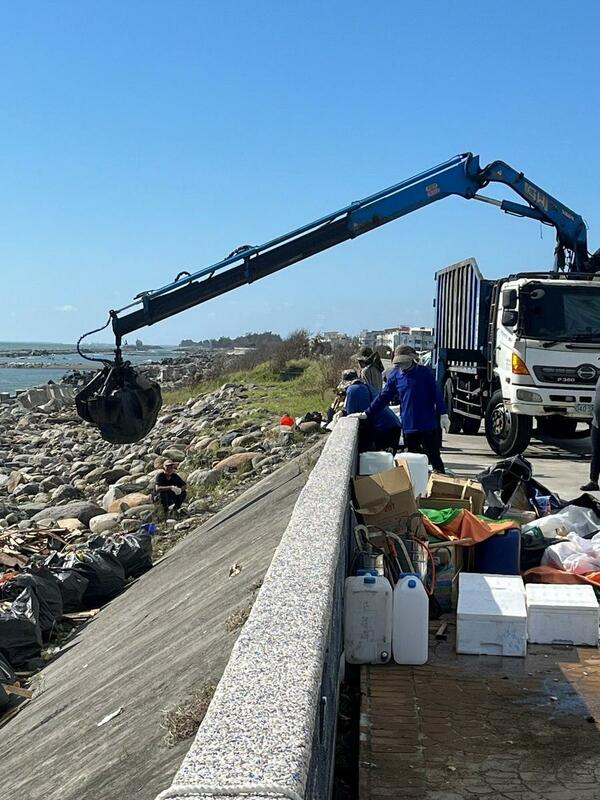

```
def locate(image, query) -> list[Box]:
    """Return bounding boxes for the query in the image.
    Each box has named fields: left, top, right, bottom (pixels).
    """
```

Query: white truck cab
left=435, top=261, right=600, bottom=456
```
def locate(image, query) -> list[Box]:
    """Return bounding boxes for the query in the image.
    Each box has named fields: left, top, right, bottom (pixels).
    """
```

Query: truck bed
left=360, top=622, right=600, bottom=799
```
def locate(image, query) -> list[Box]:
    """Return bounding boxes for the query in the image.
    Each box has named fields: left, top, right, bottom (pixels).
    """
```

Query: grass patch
left=161, top=684, right=216, bottom=747
left=224, top=603, right=252, bottom=633
left=163, top=359, right=334, bottom=419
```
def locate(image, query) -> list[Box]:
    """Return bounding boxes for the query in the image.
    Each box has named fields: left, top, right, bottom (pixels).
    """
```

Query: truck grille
left=532, top=364, right=599, bottom=385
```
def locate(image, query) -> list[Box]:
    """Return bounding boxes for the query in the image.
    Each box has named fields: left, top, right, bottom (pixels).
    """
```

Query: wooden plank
left=4, top=684, right=33, bottom=699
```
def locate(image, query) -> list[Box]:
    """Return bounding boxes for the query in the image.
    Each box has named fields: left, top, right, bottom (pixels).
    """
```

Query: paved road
left=441, top=426, right=593, bottom=500
left=361, top=426, right=600, bottom=800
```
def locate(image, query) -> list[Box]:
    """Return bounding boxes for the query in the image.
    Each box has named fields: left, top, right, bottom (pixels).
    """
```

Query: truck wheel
left=485, top=390, right=533, bottom=456
left=537, top=415, right=578, bottom=438
left=443, top=379, right=463, bottom=434
left=461, top=417, right=481, bottom=435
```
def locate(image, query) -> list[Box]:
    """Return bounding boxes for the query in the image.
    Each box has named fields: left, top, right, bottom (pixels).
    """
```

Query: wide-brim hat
left=392, top=345, right=418, bottom=365
left=353, top=345, right=374, bottom=362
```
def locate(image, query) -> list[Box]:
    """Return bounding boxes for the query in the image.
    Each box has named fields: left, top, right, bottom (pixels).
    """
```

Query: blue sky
left=2, top=0, right=600, bottom=345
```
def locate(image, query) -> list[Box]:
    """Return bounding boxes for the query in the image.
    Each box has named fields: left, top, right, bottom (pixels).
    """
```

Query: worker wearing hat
left=350, top=345, right=450, bottom=472
left=342, top=369, right=402, bottom=453
left=354, top=346, right=384, bottom=391
left=154, top=459, right=187, bottom=517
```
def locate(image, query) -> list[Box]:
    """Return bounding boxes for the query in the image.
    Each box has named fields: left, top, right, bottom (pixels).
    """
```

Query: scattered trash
left=97, top=706, right=124, bottom=727
left=228, top=562, right=242, bottom=578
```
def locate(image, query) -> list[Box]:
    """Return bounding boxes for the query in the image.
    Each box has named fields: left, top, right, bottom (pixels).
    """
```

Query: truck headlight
left=516, top=389, right=542, bottom=402
left=512, top=353, right=530, bottom=375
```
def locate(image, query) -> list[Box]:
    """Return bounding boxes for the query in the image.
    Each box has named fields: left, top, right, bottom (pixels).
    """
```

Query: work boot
left=580, top=481, right=600, bottom=492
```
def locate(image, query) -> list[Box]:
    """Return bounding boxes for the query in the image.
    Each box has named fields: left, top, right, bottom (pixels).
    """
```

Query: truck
left=435, top=259, right=600, bottom=455
left=73, top=151, right=599, bottom=443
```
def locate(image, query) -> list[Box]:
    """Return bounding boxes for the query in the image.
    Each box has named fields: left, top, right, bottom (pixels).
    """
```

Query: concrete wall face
left=156, top=417, right=358, bottom=800
left=305, top=503, right=353, bottom=800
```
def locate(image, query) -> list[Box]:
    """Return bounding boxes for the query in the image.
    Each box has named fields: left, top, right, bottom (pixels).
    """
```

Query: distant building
left=359, top=325, right=433, bottom=352
left=320, top=331, right=352, bottom=347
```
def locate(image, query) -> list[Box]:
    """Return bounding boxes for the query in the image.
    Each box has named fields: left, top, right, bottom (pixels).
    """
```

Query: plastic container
left=358, top=451, right=395, bottom=476
left=392, top=575, right=429, bottom=664
left=522, top=505, right=600, bottom=541
left=474, top=529, right=521, bottom=575
left=457, top=573, right=527, bottom=657
left=344, top=573, right=393, bottom=664
left=526, top=583, right=599, bottom=646
left=395, top=453, right=429, bottom=497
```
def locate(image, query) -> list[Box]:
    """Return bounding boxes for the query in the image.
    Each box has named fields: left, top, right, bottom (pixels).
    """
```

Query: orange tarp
left=422, top=509, right=516, bottom=544
left=523, top=565, right=600, bottom=587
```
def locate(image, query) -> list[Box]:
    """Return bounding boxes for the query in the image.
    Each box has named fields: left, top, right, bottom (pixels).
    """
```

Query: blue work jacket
left=367, top=364, right=446, bottom=433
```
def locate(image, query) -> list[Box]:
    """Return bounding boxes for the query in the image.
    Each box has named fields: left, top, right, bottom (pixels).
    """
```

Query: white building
left=359, top=325, right=433, bottom=352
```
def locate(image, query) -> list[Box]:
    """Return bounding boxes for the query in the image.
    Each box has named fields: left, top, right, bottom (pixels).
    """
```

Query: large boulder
left=7, top=471, right=25, bottom=494
left=102, top=485, right=126, bottom=511
left=89, top=512, right=121, bottom=534
left=213, top=452, right=259, bottom=474
left=231, top=432, right=262, bottom=449
left=101, top=467, right=130, bottom=484
left=187, top=468, right=221, bottom=487
left=298, top=421, right=320, bottom=434
left=161, top=447, right=186, bottom=462
left=32, top=500, right=105, bottom=526
left=51, top=484, right=83, bottom=503
left=107, top=492, right=152, bottom=514
left=56, top=517, right=84, bottom=532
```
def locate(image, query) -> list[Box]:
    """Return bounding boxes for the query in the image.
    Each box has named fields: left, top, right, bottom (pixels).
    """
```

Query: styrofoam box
left=457, top=573, right=527, bottom=657
left=526, top=583, right=599, bottom=646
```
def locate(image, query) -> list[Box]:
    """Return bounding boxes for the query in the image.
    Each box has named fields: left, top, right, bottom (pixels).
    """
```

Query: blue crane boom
left=110, top=152, right=593, bottom=341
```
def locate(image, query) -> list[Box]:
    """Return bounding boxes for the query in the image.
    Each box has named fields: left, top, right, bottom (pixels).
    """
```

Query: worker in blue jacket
left=342, top=370, right=402, bottom=453
left=350, top=346, right=450, bottom=472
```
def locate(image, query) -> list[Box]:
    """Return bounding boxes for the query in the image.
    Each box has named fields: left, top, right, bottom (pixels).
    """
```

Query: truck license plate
left=575, top=403, right=594, bottom=415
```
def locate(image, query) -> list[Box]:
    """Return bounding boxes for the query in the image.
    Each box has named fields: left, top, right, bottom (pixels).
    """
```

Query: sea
left=0, top=341, right=180, bottom=394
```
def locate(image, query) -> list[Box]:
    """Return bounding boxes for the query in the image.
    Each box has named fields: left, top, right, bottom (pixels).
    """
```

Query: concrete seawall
left=157, top=417, right=359, bottom=800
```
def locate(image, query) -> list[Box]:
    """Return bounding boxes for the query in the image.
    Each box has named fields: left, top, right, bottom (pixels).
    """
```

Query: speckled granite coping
left=155, top=417, right=358, bottom=800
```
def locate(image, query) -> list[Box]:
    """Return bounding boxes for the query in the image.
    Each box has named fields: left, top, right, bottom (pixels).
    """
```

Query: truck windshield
left=520, top=284, right=600, bottom=342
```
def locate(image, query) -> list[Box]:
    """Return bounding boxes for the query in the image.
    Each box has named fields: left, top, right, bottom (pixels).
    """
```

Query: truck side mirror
left=502, top=309, right=518, bottom=327
left=502, top=289, right=518, bottom=310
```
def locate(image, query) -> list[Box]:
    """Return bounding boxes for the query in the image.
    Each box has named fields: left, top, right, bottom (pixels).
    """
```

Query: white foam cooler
left=457, top=573, right=527, bottom=657
left=526, top=584, right=599, bottom=646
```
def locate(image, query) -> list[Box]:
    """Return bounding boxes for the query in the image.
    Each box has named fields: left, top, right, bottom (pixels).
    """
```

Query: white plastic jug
left=358, top=451, right=395, bottom=476
left=392, top=575, right=429, bottom=665
left=344, top=573, right=393, bottom=664
left=522, top=505, right=600, bottom=541
left=395, top=453, right=429, bottom=497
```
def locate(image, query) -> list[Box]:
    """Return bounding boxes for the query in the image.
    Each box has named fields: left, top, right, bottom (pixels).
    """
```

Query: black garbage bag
left=0, top=653, right=16, bottom=712
left=2, top=565, right=63, bottom=637
left=76, top=362, right=162, bottom=444
left=104, top=529, right=154, bottom=579
left=51, top=568, right=90, bottom=613
left=478, top=454, right=564, bottom=518
left=0, top=588, right=43, bottom=667
left=61, top=550, right=126, bottom=608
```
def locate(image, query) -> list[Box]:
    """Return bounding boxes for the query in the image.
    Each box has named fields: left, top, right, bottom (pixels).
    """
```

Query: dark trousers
left=372, top=427, right=401, bottom=455
left=159, top=489, right=187, bottom=511
left=404, top=429, right=445, bottom=473
left=358, top=421, right=401, bottom=455
left=591, top=425, right=600, bottom=482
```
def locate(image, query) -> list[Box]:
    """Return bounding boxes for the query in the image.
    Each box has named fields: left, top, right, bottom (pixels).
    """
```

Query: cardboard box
left=418, top=496, right=472, bottom=512
left=426, top=474, right=485, bottom=515
left=352, top=463, right=419, bottom=532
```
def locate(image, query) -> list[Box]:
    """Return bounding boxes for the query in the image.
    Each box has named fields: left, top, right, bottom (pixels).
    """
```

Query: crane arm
left=110, top=151, right=592, bottom=341
left=476, top=160, right=589, bottom=272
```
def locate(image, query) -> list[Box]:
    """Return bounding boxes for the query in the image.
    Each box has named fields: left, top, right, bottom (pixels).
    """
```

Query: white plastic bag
left=542, top=532, right=600, bottom=574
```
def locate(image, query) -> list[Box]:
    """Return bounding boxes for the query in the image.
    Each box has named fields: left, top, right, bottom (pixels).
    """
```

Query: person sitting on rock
left=155, top=459, right=187, bottom=516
